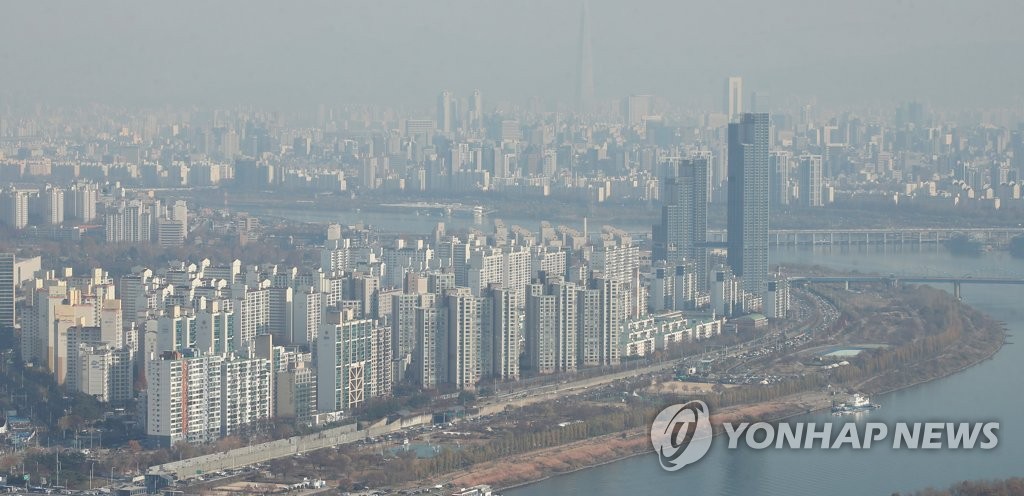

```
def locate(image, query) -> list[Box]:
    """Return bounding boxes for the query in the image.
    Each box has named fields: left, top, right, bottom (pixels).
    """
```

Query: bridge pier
left=953, top=281, right=961, bottom=300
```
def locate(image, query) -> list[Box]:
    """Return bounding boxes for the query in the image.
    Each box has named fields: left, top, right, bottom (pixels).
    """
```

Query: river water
left=243, top=206, right=601, bottom=235
left=509, top=247, right=1024, bottom=496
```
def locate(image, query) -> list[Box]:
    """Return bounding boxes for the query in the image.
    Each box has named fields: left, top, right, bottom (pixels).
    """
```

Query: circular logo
left=650, top=400, right=713, bottom=471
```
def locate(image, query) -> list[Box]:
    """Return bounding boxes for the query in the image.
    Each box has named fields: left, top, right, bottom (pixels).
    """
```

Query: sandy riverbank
left=436, top=391, right=831, bottom=492
left=425, top=300, right=1007, bottom=493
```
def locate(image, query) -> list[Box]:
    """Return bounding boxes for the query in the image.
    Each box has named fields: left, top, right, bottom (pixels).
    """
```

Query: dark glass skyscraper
left=653, top=158, right=709, bottom=291
left=727, top=113, right=770, bottom=295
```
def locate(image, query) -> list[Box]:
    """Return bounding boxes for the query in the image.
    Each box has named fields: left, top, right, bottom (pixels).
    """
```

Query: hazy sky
left=2, top=0, right=1022, bottom=110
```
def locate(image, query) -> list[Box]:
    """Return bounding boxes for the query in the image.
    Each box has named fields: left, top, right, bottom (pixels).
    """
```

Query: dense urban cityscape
left=1, top=2, right=1024, bottom=496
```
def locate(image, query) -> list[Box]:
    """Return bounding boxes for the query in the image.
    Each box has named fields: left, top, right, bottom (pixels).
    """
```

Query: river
left=237, top=206, right=607, bottom=235
left=509, top=247, right=1024, bottom=496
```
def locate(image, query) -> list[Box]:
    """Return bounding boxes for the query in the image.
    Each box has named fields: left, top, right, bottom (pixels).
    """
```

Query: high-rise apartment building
left=50, top=298, right=96, bottom=385
left=727, top=113, right=770, bottom=295
left=588, top=233, right=639, bottom=285
left=710, top=265, right=742, bottom=317
left=381, top=240, right=433, bottom=289
left=765, top=277, right=790, bottom=320
left=69, top=182, right=98, bottom=223
left=194, top=300, right=235, bottom=356
left=146, top=348, right=270, bottom=445
left=273, top=362, right=317, bottom=422
left=220, top=352, right=271, bottom=437
left=444, top=289, right=481, bottom=390
left=799, top=154, right=824, bottom=207
left=321, top=238, right=352, bottom=274
left=99, top=299, right=123, bottom=347
left=156, top=217, right=186, bottom=247
left=78, top=344, right=134, bottom=403
left=769, top=151, right=791, bottom=207
left=576, top=276, right=621, bottom=368
left=391, top=293, right=421, bottom=365
left=525, top=282, right=557, bottom=374
left=648, top=262, right=698, bottom=312
left=147, top=350, right=224, bottom=446
left=105, top=201, right=154, bottom=243
left=653, top=158, right=709, bottom=291
left=412, top=297, right=440, bottom=389
left=467, top=247, right=503, bottom=297
left=268, top=286, right=294, bottom=345
left=155, top=307, right=196, bottom=353
left=1, top=189, right=29, bottom=229
left=480, top=285, right=521, bottom=380
left=291, top=287, right=321, bottom=346
left=316, top=315, right=392, bottom=412
left=44, top=186, right=64, bottom=226
left=466, top=244, right=531, bottom=305
left=65, top=325, right=103, bottom=391
left=231, top=284, right=270, bottom=350
left=21, top=279, right=67, bottom=366
left=531, top=246, right=567, bottom=280
left=0, top=253, right=13, bottom=329
left=525, top=278, right=577, bottom=374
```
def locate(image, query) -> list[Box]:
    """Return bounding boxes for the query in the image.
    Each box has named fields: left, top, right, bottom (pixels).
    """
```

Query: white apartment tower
left=0, top=253, right=13, bottom=329
left=577, top=276, right=622, bottom=368
left=146, top=351, right=224, bottom=446
left=220, top=351, right=272, bottom=437
left=412, top=298, right=440, bottom=389
left=316, top=315, right=392, bottom=412
left=525, top=278, right=577, bottom=374
left=445, top=289, right=481, bottom=390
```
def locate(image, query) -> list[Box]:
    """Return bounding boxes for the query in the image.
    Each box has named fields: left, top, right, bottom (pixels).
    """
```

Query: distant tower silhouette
left=437, top=90, right=454, bottom=134
left=576, top=3, right=595, bottom=111
left=725, top=76, right=743, bottom=121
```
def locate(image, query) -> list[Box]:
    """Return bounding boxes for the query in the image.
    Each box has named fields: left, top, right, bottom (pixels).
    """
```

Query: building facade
left=727, top=113, right=770, bottom=295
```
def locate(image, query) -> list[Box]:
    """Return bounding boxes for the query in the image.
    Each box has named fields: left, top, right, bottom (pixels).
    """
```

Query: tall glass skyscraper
left=653, top=158, right=709, bottom=291
left=576, top=3, right=594, bottom=111
left=727, top=113, right=770, bottom=295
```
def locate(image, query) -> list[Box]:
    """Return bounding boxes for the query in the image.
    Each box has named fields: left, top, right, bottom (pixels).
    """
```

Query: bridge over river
left=792, top=274, right=1024, bottom=299
left=704, top=227, right=1024, bottom=248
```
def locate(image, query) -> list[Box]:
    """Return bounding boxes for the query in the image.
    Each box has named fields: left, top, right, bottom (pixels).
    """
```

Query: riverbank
left=443, top=390, right=833, bottom=492
left=426, top=288, right=1007, bottom=493
left=486, top=354, right=1003, bottom=494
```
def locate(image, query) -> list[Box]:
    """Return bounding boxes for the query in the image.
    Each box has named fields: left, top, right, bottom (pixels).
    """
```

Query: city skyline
left=0, top=3, right=1022, bottom=493
left=1, top=1, right=1022, bottom=109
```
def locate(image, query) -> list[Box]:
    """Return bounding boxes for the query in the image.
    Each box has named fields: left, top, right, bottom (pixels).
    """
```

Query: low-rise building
left=621, top=311, right=724, bottom=358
